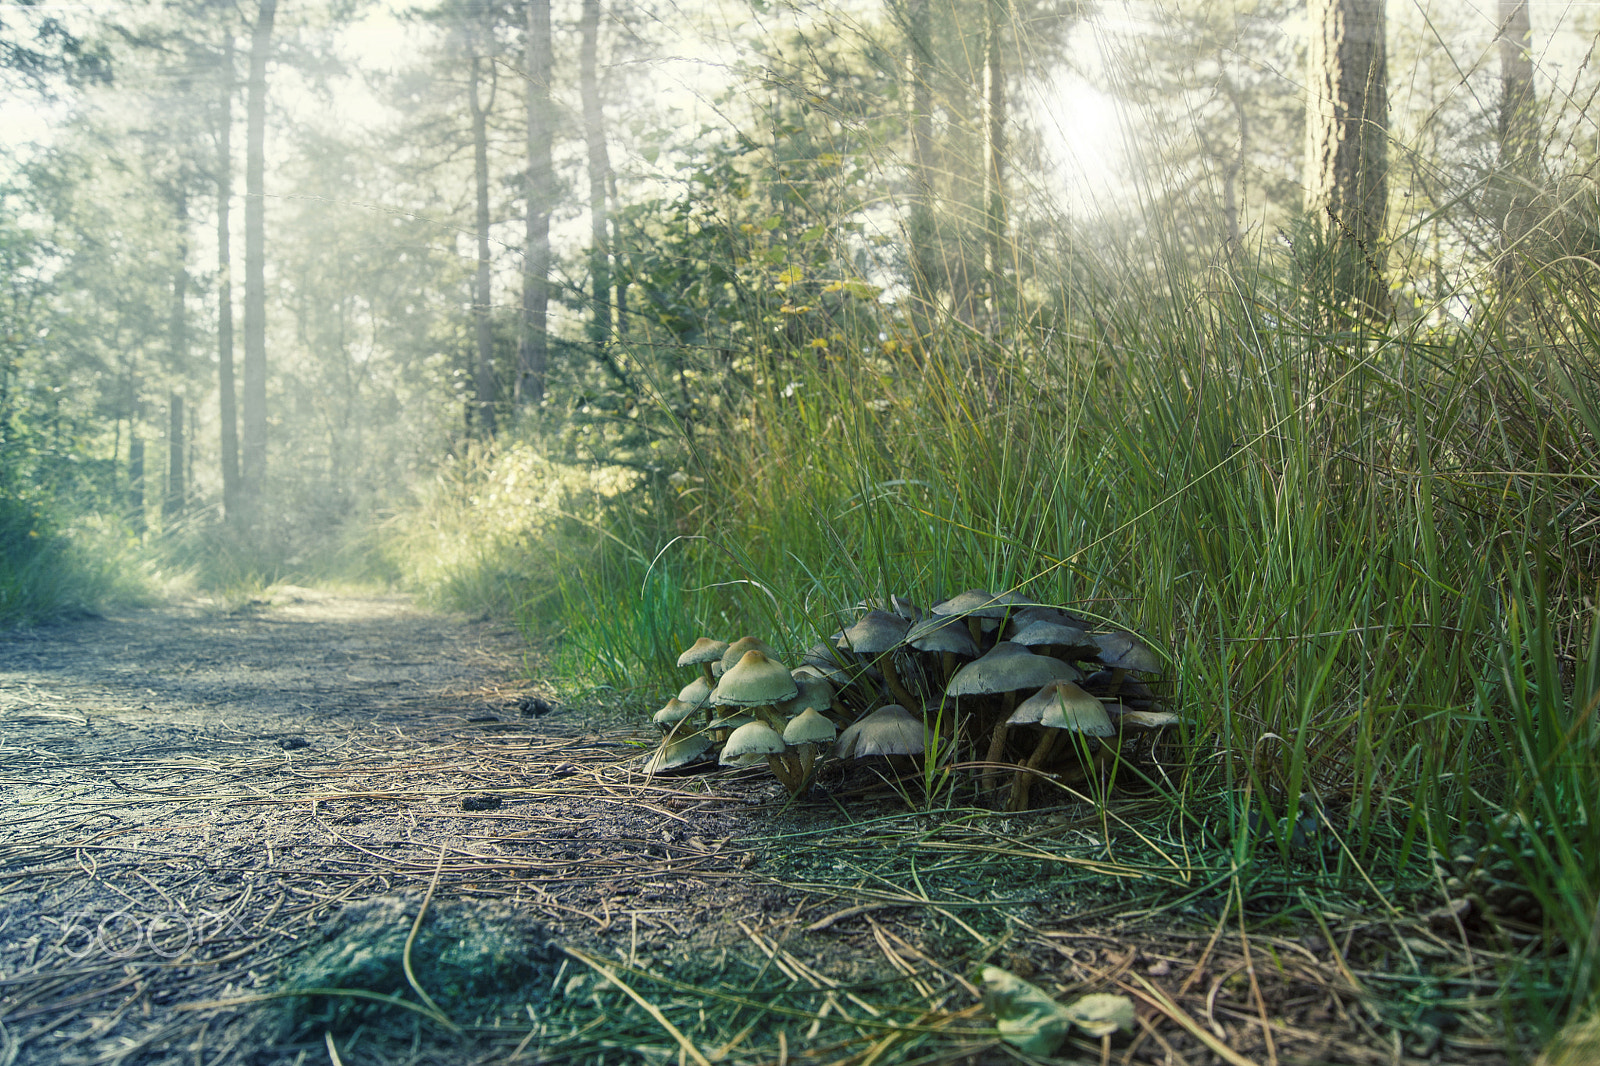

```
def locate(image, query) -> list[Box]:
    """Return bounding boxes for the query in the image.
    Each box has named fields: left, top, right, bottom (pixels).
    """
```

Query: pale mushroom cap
left=906, top=614, right=980, bottom=658
left=778, top=674, right=835, bottom=716
left=835, top=610, right=910, bottom=656
left=653, top=698, right=699, bottom=726
left=1011, top=604, right=1095, bottom=631
left=677, top=637, right=730, bottom=668
left=677, top=676, right=714, bottom=708
left=946, top=642, right=1080, bottom=697
left=719, top=636, right=782, bottom=674
left=1008, top=681, right=1115, bottom=735
left=642, top=732, right=713, bottom=773
left=783, top=707, right=838, bottom=745
left=834, top=704, right=925, bottom=758
left=1093, top=632, right=1162, bottom=674
left=1009, top=620, right=1097, bottom=658
left=931, top=588, right=1031, bottom=619
left=719, top=721, right=787, bottom=765
left=1107, top=706, right=1182, bottom=730
left=709, top=650, right=799, bottom=707
left=707, top=711, right=758, bottom=730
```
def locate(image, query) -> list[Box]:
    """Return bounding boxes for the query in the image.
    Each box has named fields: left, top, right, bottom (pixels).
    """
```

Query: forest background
left=4, top=0, right=1600, bottom=1050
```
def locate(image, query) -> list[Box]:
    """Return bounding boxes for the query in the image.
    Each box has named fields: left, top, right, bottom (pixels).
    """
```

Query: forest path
left=0, top=589, right=762, bottom=1065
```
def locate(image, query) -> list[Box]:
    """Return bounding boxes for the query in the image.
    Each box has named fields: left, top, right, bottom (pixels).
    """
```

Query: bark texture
left=468, top=48, right=497, bottom=435
left=216, top=33, right=239, bottom=524
left=1304, top=0, right=1388, bottom=315
left=579, top=0, right=612, bottom=348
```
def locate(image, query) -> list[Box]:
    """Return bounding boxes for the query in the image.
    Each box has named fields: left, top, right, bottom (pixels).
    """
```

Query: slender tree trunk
left=982, top=0, right=1008, bottom=336
left=217, top=33, right=240, bottom=525
left=579, top=0, right=612, bottom=348
left=905, top=0, right=935, bottom=353
left=468, top=49, right=496, bottom=435
left=165, top=393, right=185, bottom=521
left=241, top=0, right=275, bottom=512
left=1497, top=0, right=1539, bottom=290
left=518, top=0, right=553, bottom=410
left=1304, top=0, right=1388, bottom=317
left=129, top=434, right=146, bottom=537
left=166, top=193, right=189, bottom=524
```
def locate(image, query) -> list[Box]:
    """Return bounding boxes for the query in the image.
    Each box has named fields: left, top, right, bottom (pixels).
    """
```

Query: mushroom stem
left=980, top=691, right=1018, bottom=798
left=1007, top=730, right=1059, bottom=811
left=875, top=653, right=920, bottom=710
left=766, top=752, right=805, bottom=795
left=701, top=663, right=716, bottom=687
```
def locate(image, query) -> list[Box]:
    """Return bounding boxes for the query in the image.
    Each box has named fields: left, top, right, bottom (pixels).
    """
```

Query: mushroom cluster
left=643, top=590, right=1181, bottom=809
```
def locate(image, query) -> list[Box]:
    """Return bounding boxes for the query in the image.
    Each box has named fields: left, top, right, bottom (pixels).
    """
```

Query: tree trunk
left=217, top=33, right=240, bottom=526
left=1496, top=0, right=1538, bottom=288
left=241, top=0, right=275, bottom=512
left=905, top=0, right=935, bottom=353
left=468, top=49, right=496, bottom=436
left=518, top=0, right=553, bottom=411
left=982, top=0, right=1008, bottom=336
left=1304, top=0, right=1388, bottom=317
left=128, top=431, right=146, bottom=536
left=579, top=0, right=612, bottom=348
left=165, top=392, right=185, bottom=522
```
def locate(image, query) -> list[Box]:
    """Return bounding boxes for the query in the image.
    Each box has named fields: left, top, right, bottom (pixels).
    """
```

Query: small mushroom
left=709, top=650, right=799, bottom=729
left=1091, top=632, right=1162, bottom=695
left=719, top=637, right=783, bottom=676
left=782, top=707, right=838, bottom=787
left=1005, top=681, right=1113, bottom=810
left=835, top=610, right=919, bottom=708
left=677, top=676, right=714, bottom=710
left=906, top=613, right=981, bottom=684
left=931, top=588, right=1032, bottom=648
left=677, top=637, right=730, bottom=685
left=642, top=732, right=713, bottom=774
left=720, top=720, right=802, bottom=793
left=834, top=704, right=926, bottom=758
left=652, top=698, right=700, bottom=729
left=946, top=642, right=1081, bottom=797
left=1009, top=620, right=1099, bottom=663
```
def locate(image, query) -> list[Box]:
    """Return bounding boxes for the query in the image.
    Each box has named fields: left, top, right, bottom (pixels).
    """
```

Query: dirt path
left=0, top=589, right=765, bottom=1065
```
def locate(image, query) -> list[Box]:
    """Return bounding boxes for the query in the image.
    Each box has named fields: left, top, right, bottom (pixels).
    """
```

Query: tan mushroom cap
left=1093, top=632, right=1162, bottom=674
left=906, top=614, right=980, bottom=658
left=778, top=673, right=834, bottom=716
left=946, top=642, right=1080, bottom=698
left=783, top=707, right=838, bottom=745
left=834, top=704, right=925, bottom=758
left=677, top=637, right=730, bottom=668
left=1008, top=681, right=1115, bottom=735
left=709, top=650, right=799, bottom=708
left=931, top=588, right=1032, bottom=619
left=652, top=698, right=699, bottom=726
left=719, top=637, right=782, bottom=675
left=719, top=721, right=787, bottom=766
left=1105, top=705, right=1182, bottom=730
left=835, top=610, right=910, bottom=656
left=677, top=676, right=714, bottom=708
left=642, top=732, right=713, bottom=773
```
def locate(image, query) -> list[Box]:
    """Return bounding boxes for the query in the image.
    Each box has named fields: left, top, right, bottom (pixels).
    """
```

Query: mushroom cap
left=906, top=614, right=981, bottom=658
left=642, top=732, right=713, bottom=773
left=719, top=637, right=782, bottom=675
left=1009, top=620, right=1098, bottom=659
left=783, top=707, right=838, bottom=745
left=677, top=637, right=730, bottom=668
left=834, top=704, right=925, bottom=758
left=946, top=642, right=1081, bottom=697
left=710, top=650, right=799, bottom=708
left=719, top=721, right=787, bottom=766
left=778, top=673, right=834, bottom=716
left=931, top=588, right=1032, bottom=619
left=1093, top=632, right=1162, bottom=674
left=1008, top=681, right=1115, bottom=735
left=707, top=711, right=758, bottom=730
left=835, top=610, right=910, bottom=656
left=1105, top=704, right=1182, bottom=730
left=677, top=676, right=714, bottom=709
left=1011, top=604, right=1095, bottom=632
left=652, top=697, right=700, bottom=726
